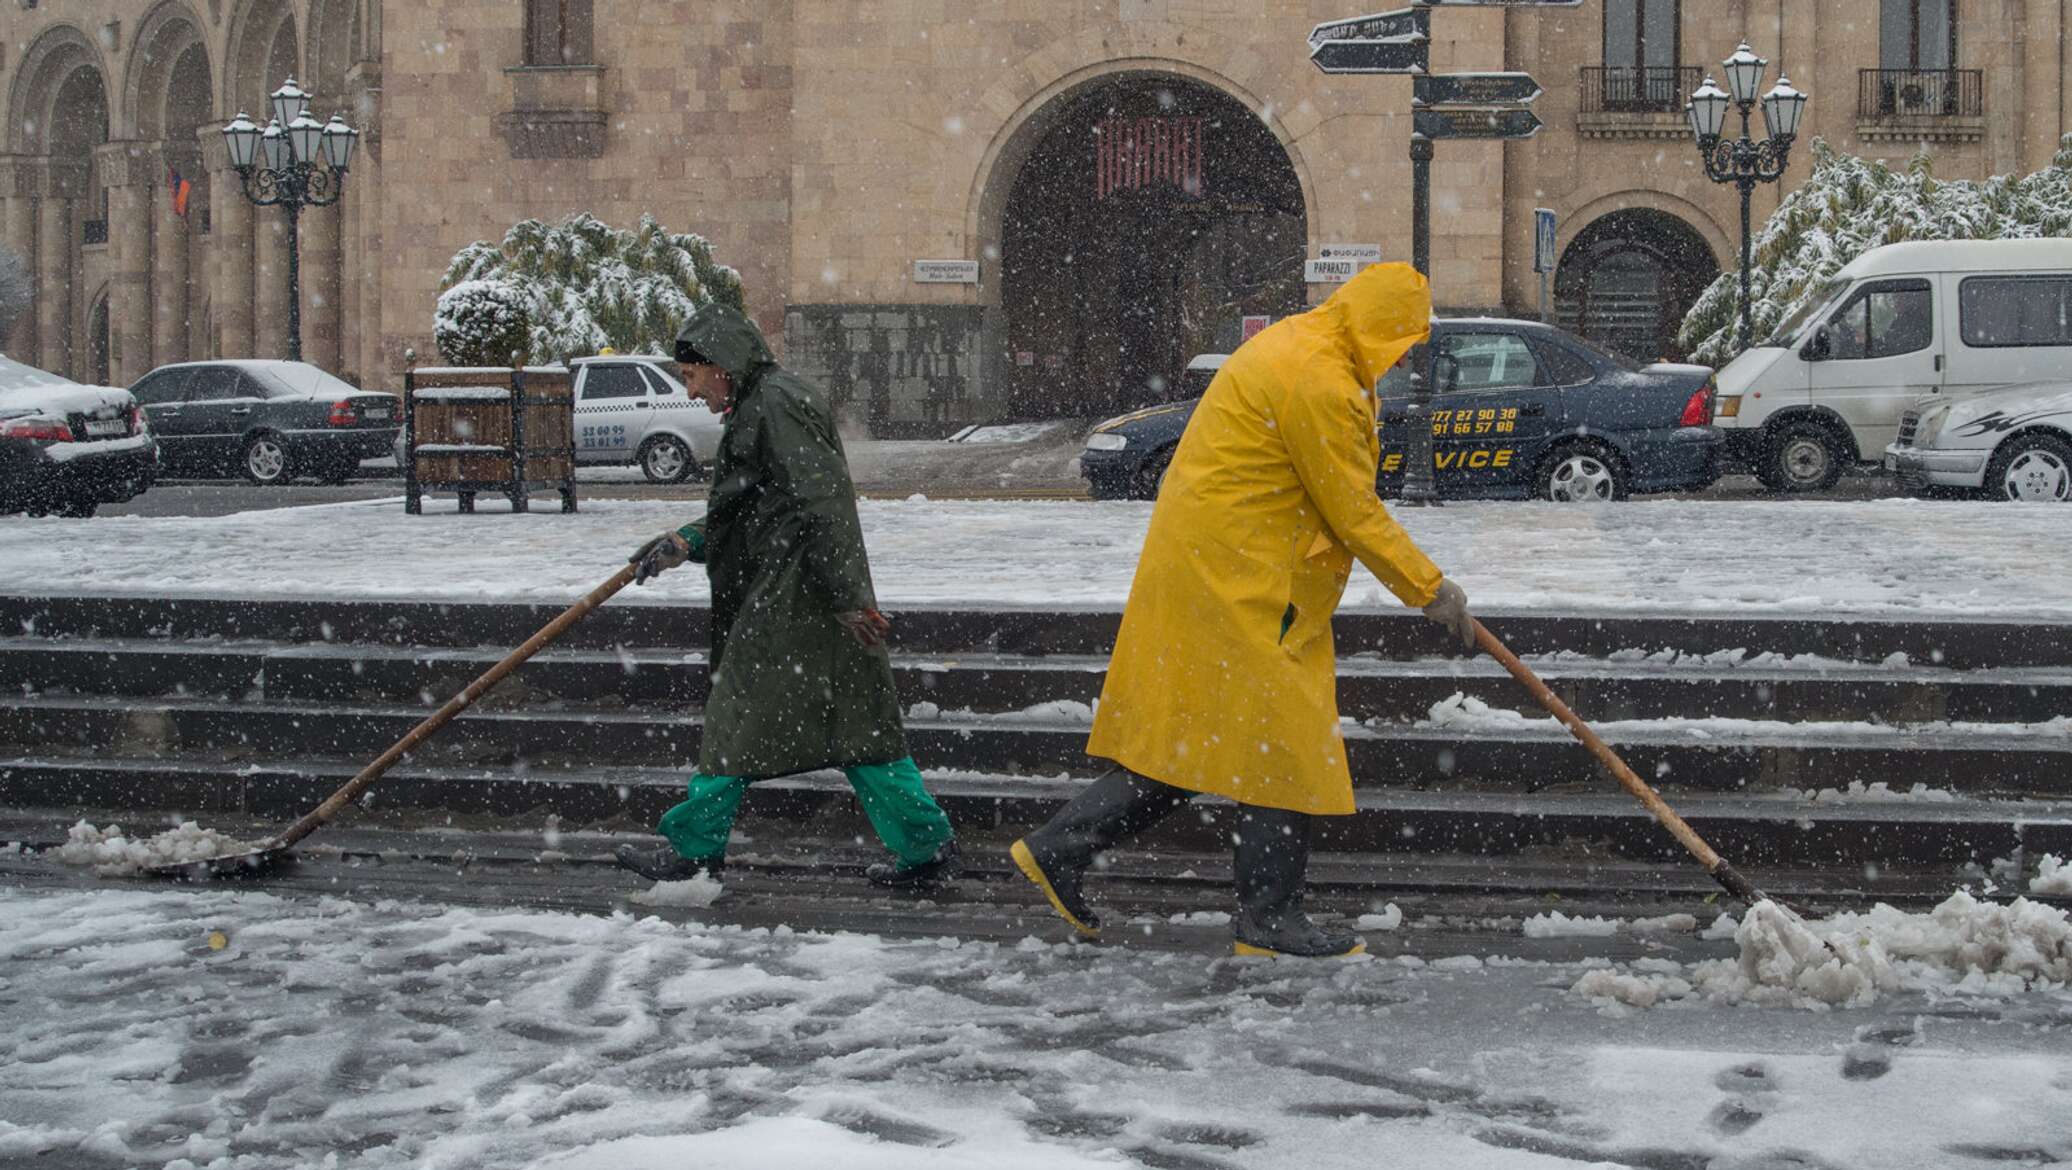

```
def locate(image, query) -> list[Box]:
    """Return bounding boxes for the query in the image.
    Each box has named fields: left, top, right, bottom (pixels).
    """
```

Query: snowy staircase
left=1, top=592, right=2069, bottom=915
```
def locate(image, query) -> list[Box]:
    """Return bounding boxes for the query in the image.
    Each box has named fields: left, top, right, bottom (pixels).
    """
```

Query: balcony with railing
left=1577, top=66, right=1702, bottom=139
left=1856, top=68, right=1984, bottom=142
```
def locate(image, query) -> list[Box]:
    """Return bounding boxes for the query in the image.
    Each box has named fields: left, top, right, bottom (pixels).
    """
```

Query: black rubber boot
left=1229, top=806, right=1364, bottom=958
left=613, top=843, right=724, bottom=882
left=867, top=839, right=962, bottom=889
left=1011, top=768, right=1189, bottom=937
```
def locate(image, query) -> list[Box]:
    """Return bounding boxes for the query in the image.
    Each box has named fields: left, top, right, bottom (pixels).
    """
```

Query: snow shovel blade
left=145, top=845, right=295, bottom=881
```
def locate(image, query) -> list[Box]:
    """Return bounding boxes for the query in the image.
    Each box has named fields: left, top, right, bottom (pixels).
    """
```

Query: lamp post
left=1686, top=44, right=1808, bottom=352
left=221, top=78, right=359, bottom=363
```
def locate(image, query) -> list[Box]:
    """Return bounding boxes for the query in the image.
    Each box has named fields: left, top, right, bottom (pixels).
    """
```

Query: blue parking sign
left=1533, top=208, right=1557, bottom=274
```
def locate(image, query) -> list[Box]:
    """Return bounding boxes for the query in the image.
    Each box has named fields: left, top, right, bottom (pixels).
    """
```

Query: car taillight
left=128, top=405, right=146, bottom=434
left=1679, top=383, right=1715, bottom=427
left=1, top=417, right=74, bottom=442
left=327, top=399, right=358, bottom=426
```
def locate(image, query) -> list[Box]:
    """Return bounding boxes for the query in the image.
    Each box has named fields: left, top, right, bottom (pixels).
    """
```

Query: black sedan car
left=130, top=360, right=400, bottom=484
left=0, top=354, right=156, bottom=517
left=1080, top=318, right=1721, bottom=502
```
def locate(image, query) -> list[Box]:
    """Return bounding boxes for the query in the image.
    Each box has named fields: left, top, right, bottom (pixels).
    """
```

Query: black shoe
left=867, top=839, right=962, bottom=889
left=1228, top=805, right=1364, bottom=958
left=1012, top=768, right=1191, bottom=938
left=613, top=843, right=723, bottom=882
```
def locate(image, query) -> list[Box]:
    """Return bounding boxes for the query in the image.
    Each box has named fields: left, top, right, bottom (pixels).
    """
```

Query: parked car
left=1884, top=380, right=2072, bottom=501
left=0, top=353, right=156, bottom=517
left=1715, top=238, right=2072, bottom=492
left=567, top=355, right=723, bottom=483
left=1080, top=318, right=1721, bottom=502
left=129, top=360, right=398, bottom=485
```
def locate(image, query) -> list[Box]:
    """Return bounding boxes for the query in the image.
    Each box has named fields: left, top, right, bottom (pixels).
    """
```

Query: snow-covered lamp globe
left=1722, top=43, right=1767, bottom=107
left=286, top=113, right=325, bottom=166
left=270, top=78, right=310, bottom=128
left=321, top=115, right=359, bottom=171
left=1686, top=77, right=1730, bottom=146
left=1762, top=75, right=1808, bottom=142
left=258, top=119, right=288, bottom=172
left=222, top=111, right=261, bottom=171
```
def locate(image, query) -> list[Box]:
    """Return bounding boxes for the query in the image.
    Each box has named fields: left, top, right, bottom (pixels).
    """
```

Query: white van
left=1714, top=239, right=2072, bottom=491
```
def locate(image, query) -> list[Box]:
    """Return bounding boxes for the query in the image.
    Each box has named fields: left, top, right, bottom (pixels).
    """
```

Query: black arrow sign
left=1413, top=106, right=1544, bottom=139
left=1308, top=6, right=1425, bottom=46
left=1415, top=72, right=1543, bottom=107
left=1310, top=35, right=1429, bottom=75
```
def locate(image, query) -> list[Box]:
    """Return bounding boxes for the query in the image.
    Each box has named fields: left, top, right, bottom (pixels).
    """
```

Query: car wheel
left=1984, top=433, right=2072, bottom=502
left=1537, top=441, right=1627, bottom=503
left=242, top=433, right=292, bottom=485
left=1756, top=421, right=1846, bottom=493
left=639, top=435, right=695, bottom=484
left=1132, top=448, right=1175, bottom=500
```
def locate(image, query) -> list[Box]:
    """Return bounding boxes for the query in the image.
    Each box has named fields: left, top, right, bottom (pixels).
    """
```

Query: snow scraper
left=1474, top=619, right=1777, bottom=910
left=146, top=561, right=643, bottom=879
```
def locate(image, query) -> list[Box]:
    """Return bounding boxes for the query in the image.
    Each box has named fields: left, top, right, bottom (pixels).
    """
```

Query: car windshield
left=1764, top=277, right=1851, bottom=348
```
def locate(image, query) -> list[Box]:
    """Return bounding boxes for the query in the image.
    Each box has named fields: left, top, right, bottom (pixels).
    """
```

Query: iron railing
left=1858, top=69, right=1982, bottom=118
left=1580, top=66, right=1701, bottom=115
left=80, top=219, right=108, bottom=246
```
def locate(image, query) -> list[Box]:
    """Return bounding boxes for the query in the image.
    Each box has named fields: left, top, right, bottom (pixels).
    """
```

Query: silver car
left=1885, top=381, right=2072, bottom=501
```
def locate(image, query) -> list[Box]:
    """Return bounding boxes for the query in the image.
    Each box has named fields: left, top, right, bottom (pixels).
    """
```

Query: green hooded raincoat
left=674, top=305, right=908, bottom=779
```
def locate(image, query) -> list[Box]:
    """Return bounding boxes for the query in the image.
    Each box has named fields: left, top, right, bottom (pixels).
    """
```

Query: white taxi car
left=568, top=355, right=723, bottom=483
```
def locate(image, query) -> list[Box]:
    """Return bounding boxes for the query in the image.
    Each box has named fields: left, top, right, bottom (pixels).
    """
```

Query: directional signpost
left=1310, top=0, right=1566, bottom=506
left=1308, top=35, right=1428, bottom=75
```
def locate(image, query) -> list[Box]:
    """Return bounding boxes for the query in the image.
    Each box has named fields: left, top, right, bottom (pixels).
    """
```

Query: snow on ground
left=54, top=821, right=257, bottom=876
left=5, top=496, right=2072, bottom=617
left=1, top=887, right=2069, bottom=1169
left=1419, top=692, right=2072, bottom=742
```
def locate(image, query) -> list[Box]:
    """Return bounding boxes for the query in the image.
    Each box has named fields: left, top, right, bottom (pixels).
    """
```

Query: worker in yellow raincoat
left=1011, top=262, right=1476, bottom=957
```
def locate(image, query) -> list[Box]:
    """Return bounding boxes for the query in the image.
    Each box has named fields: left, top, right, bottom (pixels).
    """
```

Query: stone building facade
left=3, top=1, right=2066, bottom=427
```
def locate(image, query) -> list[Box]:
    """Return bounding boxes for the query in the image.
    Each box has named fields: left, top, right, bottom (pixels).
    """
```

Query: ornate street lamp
left=1687, top=45, right=1808, bottom=351
left=221, top=78, right=356, bottom=363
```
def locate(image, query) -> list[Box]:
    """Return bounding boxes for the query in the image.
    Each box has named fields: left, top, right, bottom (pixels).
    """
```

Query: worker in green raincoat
left=614, top=303, right=960, bottom=889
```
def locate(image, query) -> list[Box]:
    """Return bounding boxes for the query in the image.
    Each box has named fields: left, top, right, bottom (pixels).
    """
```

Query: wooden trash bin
left=403, top=363, right=577, bottom=514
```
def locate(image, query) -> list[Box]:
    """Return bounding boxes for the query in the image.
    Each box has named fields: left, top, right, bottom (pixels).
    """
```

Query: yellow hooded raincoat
left=1085, top=263, right=1446, bottom=816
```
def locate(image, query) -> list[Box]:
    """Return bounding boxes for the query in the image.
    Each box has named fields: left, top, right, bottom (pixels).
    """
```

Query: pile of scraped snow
left=2033, top=854, right=2072, bottom=896
left=1572, top=892, right=2072, bottom=1010
left=1522, top=910, right=1619, bottom=938
left=1356, top=903, right=1404, bottom=931
left=54, top=821, right=255, bottom=876
left=627, top=874, right=724, bottom=908
left=1419, top=693, right=2072, bottom=742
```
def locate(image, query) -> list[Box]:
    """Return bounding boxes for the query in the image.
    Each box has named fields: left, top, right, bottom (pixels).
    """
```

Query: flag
left=166, top=166, right=192, bottom=219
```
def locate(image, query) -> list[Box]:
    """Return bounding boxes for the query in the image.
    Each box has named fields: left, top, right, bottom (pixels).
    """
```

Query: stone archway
left=8, top=26, right=111, bottom=378
left=86, top=286, right=111, bottom=386
left=129, top=4, right=214, bottom=371
left=1554, top=207, right=1719, bottom=363
left=989, top=71, right=1307, bottom=418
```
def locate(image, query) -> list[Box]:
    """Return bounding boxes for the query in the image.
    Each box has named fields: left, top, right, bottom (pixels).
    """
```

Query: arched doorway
left=998, top=73, right=1307, bottom=417
left=1554, top=208, right=1718, bottom=363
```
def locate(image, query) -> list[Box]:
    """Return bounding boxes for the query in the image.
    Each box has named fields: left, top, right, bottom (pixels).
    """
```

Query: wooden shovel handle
left=1472, top=619, right=1767, bottom=907
left=265, top=563, right=641, bottom=852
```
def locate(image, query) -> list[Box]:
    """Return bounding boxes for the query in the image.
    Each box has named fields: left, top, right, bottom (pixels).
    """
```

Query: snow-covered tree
left=0, top=245, right=31, bottom=345
left=438, top=213, right=745, bottom=365
left=1679, top=135, right=2072, bottom=366
left=434, top=279, right=532, bottom=367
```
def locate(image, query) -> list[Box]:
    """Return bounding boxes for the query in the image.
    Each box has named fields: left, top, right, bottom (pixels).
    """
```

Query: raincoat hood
left=675, top=303, right=776, bottom=387
left=1317, top=262, right=1433, bottom=388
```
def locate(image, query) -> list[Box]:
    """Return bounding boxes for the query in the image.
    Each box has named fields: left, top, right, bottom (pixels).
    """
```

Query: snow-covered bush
left=1679, top=135, right=2072, bottom=367
left=438, top=213, right=744, bottom=365
left=434, top=279, right=532, bottom=367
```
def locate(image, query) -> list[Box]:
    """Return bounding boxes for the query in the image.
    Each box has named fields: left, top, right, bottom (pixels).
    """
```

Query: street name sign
left=1413, top=107, right=1543, bottom=139
left=1320, top=242, right=1382, bottom=264
left=1308, top=6, right=1425, bottom=46
left=1309, top=34, right=1428, bottom=75
left=1305, top=258, right=1361, bottom=284
left=913, top=260, right=979, bottom=284
left=1414, top=72, right=1542, bottom=107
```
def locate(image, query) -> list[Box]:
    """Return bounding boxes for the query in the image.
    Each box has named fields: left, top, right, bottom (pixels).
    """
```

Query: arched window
left=525, top=0, right=594, bottom=66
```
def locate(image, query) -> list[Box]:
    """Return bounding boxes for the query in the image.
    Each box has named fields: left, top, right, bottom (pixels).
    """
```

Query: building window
left=1603, top=0, right=1679, bottom=71
left=1881, top=0, right=1955, bottom=70
left=525, top=0, right=593, bottom=66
